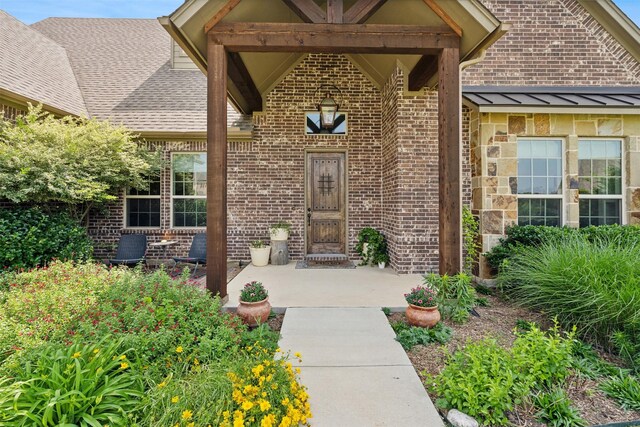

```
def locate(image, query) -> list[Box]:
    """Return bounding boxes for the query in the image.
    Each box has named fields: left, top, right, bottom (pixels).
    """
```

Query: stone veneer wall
left=471, top=111, right=640, bottom=278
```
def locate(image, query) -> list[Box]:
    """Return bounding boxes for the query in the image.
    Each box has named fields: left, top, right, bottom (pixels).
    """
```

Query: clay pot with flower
left=237, top=281, right=271, bottom=327
left=404, top=285, right=441, bottom=328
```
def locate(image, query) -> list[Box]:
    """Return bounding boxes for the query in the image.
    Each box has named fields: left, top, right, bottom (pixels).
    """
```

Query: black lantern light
left=314, top=84, right=341, bottom=129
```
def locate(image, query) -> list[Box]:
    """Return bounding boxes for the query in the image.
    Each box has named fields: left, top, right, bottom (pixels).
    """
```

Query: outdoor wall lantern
left=314, top=84, right=342, bottom=129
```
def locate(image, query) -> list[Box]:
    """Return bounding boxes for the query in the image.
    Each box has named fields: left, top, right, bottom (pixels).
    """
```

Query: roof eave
left=0, top=88, right=83, bottom=118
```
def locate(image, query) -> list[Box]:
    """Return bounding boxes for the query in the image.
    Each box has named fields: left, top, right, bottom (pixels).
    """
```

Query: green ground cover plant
left=394, top=323, right=453, bottom=351
left=430, top=323, right=576, bottom=426
left=498, top=235, right=640, bottom=372
left=0, top=262, right=310, bottom=426
left=0, top=207, right=93, bottom=270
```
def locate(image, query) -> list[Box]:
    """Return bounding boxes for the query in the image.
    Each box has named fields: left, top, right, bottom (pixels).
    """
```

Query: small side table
left=149, top=240, right=179, bottom=265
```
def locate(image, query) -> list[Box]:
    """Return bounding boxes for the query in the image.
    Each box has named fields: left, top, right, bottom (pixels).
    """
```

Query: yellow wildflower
left=72, top=352, right=81, bottom=359
left=171, top=395, right=179, bottom=403
left=193, top=358, right=200, bottom=366
left=187, top=423, right=194, bottom=427
left=120, top=362, right=129, bottom=370
left=181, top=410, right=193, bottom=420
left=294, top=352, right=302, bottom=358
left=157, top=381, right=167, bottom=388
left=260, top=414, right=276, bottom=427
left=258, top=399, right=271, bottom=412
left=119, top=355, right=127, bottom=360
left=241, top=400, right=254, bottom=411
left=93, top=349, right=100, bottom=354
left=176, top=346, right=183, bottom=353
left=279, top=415, right=292, bottom=427
left=222, top=410, right=231, bottom=419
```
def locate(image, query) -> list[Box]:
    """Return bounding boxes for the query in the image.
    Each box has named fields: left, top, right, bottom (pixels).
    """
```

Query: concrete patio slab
left=278, top=307, right=444, bottom=427
left=224, top=262, right=424, bottom=309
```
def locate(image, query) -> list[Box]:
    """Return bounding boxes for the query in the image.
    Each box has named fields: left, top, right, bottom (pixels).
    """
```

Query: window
left=125, top=175, right=161, bottom=227
left=517, top=139, right=563, bottom=226
left=172, top=153, right=207, bottom=228
left=578, top=139, right=622, bottom=226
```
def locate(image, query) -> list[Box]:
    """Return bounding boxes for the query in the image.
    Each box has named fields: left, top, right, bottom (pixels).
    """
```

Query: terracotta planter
left=237, top=297, right=271, bottom=327
left=269, top=228, right=289, bottom=241
left=250, top=246, right=271, bottom=266
left=405, top=304, right=441, bottom=328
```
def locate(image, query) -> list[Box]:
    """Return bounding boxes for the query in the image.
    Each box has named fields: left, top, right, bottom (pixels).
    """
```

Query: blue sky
left=1, top=0, right=639, bottom=26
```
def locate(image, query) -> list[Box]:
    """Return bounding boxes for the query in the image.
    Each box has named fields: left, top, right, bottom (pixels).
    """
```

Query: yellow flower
left=120, top=362, right=129, bottom=370
left=276, top=348, right=281, bottom=353
left=222, top=410, right=231, bottom=419
left=279, top=416, right=292, bottom=427
left=241, top=400, right=254, bottom=410
left=187, top=423, right=195, bottom=427
left=181, top=409, right=193, bottom=420
left=258, top=399, right=271, bottom=412
left=119, top=355, right=127, bottom=360
left=171, top=395, right=180, bottom=403
left=193, top=358, right=200, bottom=366
left=72, top=352, right=81, bottom=359
left=93, top=349, right=100, bottom=354
left=294, top=352, right=302, bottom=358
left=157, top=381, right=167, bottom=388
left=176, top=346, right=183, bottom=353
left=295, top=368, right=301, bottom=374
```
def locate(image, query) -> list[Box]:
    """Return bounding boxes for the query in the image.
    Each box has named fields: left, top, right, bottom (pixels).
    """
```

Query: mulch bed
left=390, top=293, right=640, bottom=426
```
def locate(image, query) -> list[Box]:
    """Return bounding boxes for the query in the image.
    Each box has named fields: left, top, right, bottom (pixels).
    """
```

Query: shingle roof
left=0, top=10, right=87, bottom=116
left=463, top=86, right=640, bottom=109
left=30, top=17, right=250, bottom=133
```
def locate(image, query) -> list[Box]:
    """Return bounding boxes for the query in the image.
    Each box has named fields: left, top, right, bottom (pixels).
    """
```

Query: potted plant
left=269, top=221, right=291, bottom=241
left=404, top=286, right=441, bottom=328
left=237, top=281, right=271, bottom=326
left=249, top=240, right=271, bottom=267
left=373, top=252, right=389, bottom=269
left=355, top=227, right=386, bottom=266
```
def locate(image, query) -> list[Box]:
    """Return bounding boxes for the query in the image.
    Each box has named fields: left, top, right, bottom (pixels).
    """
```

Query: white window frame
left=123, top=176, right=161, bottom=229
left=516, top=137, right=566, bottom=227
left=577, top=138, right=625, bottom=226
left=170, top=152, right=207, bottom=229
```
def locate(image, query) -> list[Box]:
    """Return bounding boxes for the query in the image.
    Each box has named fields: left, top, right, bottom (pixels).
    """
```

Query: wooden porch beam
left=408, top=54, right=438, bottom=91
left=422, top=0, right=462, bottom=37
left=282, top=0, right=327, bottom=23
left=204, top=0, right=242, bottom=33
left=343, top=0, right=389, bottom=24
left=227, top=52, right=262, bottom=112
left=327, top=0, right=344, bottom=23
left=206, top=43, right=228, bottom=298
left=208, top=22, right=459, bottom=54
left=438, top=46, right=462, bottom=275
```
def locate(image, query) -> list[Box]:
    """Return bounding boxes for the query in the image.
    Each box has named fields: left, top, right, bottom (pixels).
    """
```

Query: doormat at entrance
left=295, top=260, right=356, bottom=269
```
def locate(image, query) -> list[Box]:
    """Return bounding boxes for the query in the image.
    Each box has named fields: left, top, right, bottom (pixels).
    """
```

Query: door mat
left=295, top=260, right=356, bottom=269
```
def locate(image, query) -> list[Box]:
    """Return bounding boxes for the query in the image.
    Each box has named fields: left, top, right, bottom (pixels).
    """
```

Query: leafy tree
left=0, top=105, right=161, bottom=222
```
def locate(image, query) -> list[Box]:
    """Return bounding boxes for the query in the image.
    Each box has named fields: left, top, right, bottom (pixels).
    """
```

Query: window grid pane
left=127, top=175, right=161, bottom=196
left=126, top=198, right=160, bottom=227
left=517, top=139, right=563, bottom=196
left=172, top=153, right=207, bottom=228
left=578, top=140, right=622, bottom=196
left=518, top=198, right=562, bottom=227
left=579, top=199, right=621, bottom=227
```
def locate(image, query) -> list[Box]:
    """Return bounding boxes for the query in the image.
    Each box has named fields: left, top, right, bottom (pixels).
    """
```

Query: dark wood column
left=438, top=46, right=461, bottom=275
left=206, top=42, right=228, bottom=298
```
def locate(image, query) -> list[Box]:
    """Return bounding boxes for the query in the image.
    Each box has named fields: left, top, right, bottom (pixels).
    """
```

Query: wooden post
left=206, top=42, right=228, bottom=298
left=438, top=46, right=462, bottom=275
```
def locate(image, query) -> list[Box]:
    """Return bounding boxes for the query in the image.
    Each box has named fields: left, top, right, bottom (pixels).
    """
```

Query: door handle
left=307, top=208, right=311, bottom=226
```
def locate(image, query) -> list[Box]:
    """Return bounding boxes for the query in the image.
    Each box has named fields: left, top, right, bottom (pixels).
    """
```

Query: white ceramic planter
left=269, top=228, right=289, bottom=241
left=378, top=262, right=386, bottom=269
left=250, top=246, right=271, bottom=266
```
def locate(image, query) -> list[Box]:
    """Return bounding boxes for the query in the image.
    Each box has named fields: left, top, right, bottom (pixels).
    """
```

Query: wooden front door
left=306, top=152, right=346, bottom=255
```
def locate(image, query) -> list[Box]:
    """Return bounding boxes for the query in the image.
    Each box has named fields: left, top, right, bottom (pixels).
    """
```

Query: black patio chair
left=173, top=233, right=206, bottom=276
left=108, top=234, right=147, bottom=267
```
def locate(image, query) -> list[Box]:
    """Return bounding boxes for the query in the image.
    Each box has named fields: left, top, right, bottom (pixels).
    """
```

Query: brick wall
left=464, top=0, right=640, bottom=86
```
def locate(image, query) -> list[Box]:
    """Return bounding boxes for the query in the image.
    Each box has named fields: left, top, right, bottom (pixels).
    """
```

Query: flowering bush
left=240, top=281, right=269, bottom=303
left=404, top=286, right=438, bottom=308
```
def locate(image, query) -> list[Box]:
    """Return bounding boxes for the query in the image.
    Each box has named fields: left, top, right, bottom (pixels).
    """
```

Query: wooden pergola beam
left=206, top=43, right=228, bottom=298
left=343, top=0, right=389, bottom=24
left=204, top=0, right=242, bottom=33
left=227, top=52, right=262, bottom=112
left=208, top=22, right=459, bottom=53
left=438, top=46, right=462, bottom=275
left=327, top=0, right=344, bottom=23
left=282, top=0, right=327, bottom=23
left=408, top=54, right=438, bottom=91
left=422, top=0, right=462, bottom=37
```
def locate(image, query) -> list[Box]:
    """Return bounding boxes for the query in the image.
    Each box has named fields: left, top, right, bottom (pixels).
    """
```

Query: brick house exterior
left=1, top=0, right=639, bottom=276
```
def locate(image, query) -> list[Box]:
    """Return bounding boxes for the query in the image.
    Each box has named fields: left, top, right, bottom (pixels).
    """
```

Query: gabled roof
left=0, top=10, right=87, bottom=117
left=30, top=17, right=210, bottom=133
left=463, top=86, right=640, bottom=114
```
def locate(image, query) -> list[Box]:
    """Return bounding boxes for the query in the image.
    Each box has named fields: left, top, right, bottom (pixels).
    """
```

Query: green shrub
left=395, top=323, right=452, bottom=350
left=0, top=338, right=144, bottom=426
left=0, top=261, right=121, bottom=358
left=534, top=388, right=586, bottom=427
left=424, top=273, right=478, bottom=323
left=600, top=370, right=640, bottom=411
left=0, top=207, right=93, bottom=270
left=462, top=206, right=481, bottom=274
left=485, top=224, right=640, bottom=271
left=498, top=236, right=640, bottom=370
left=432, top=325, right=576, bottom=426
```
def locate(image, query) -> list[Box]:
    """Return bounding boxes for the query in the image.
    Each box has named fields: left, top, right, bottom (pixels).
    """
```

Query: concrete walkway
left=225, top=262, right=423, bottom=310
left=278, top=307, right=444, bottom=427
